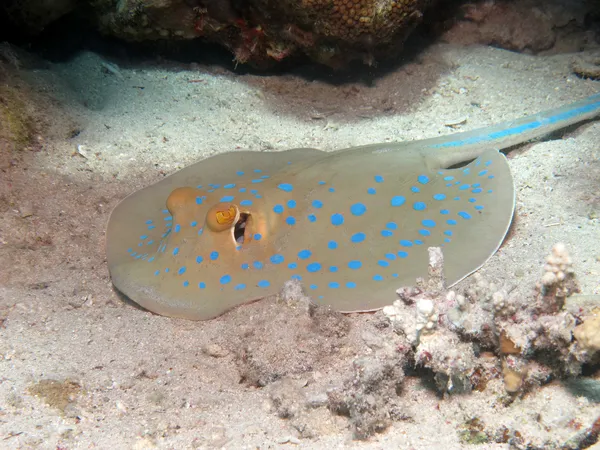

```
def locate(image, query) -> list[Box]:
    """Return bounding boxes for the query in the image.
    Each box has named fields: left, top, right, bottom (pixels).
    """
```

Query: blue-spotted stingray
left=107, top=94, right=600, bottom=320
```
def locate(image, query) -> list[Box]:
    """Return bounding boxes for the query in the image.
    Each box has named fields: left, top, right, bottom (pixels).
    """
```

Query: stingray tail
left=423, top=93, right=600, bottom=167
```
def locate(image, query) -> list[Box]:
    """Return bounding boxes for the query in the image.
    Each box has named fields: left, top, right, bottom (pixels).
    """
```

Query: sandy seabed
left=1, top=42, right=600, bottom=449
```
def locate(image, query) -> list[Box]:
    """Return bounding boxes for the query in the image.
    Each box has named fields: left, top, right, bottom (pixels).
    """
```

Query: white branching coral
left=536, top=242, right=580, bottom=313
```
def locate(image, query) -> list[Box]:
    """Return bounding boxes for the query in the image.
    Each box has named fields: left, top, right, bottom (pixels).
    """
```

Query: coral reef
left=383, top=244, right=596, bottom=397
left=88, top=0, right=435, bottom=67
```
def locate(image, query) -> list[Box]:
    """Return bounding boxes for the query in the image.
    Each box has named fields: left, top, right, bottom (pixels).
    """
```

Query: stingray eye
left=206, top=203, right=240, bottom=232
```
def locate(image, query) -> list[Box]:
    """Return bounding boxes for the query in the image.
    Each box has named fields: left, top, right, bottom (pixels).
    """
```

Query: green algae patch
left=27, top=379, right=82, bottom=414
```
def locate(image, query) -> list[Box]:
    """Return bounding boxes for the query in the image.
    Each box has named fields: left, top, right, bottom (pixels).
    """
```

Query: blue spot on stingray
left=148, top=256, right=155, bottom=262
left=154, top=270, right=160, bottom=276
left=258, top=280, right=270, bottom=288
left=351, top=232, right=366, bottom=243
left=473, top=183, right=481, bottom=188
left=411, top=186, right=420, bottom=193
left=219, top=195, right=234, bottom=202
left=165, top=216, right=173, bottom=221
left=440, top=209, right=449, bottom=215
left=251, top=179, right=263, bottom=184
left=469, top=198, right=476, bottom=203
left=148, top=225, right=156, bottom=230
left=328, top=187, right=335, bottom=192
left=329, top=282, right=340, bottom=289
left=375, top=175, right=384, bottom=183
left=298, top=249, right=312, bottom=259
left=472, top=188, right=483, bottom=193
left=210, top=251, right=219, bottom=260
left=419, top=229, right=431, bottom=236
left=261, top=175, right=269, bottom=179
left=234, top=284, right=246, bottom=291
left=173, top=247, right=180, bottom=256
left=174, top=225, right=181, bottom=233
left=199, top=282, right=206, bottom=289
left=398, top=251, right=408, bottom=258
left=291, top=275, right=302, bottom=281
left=373, top=274, right=384, bottom=281
left=422, top=219, right=436, bottom=227
left=444, top=238, right=451, bottom=243
left=368, top=188, right=376, bottom=195
left=254, top=233, right=262, bottom=241
left=391, top=196, right=406, bottom=207
left=140, top=235, right=148, bottom=240
left=488, top=175, right=495, bottom=180
left=195, top=197, right=203, bottom=205
left=145, top=220, right=153, bottom=224
left=198, top=228, right=204, bottom=236
left=385, top=253, right=396, bottom=260
left=253, top=261, right=264, bottom=269
left=137, top=243, right=143, bottom=247
left=191, top=221, right=198, bottom=227
left=351, top=203, right=367, bottom=216
left=307, top=262, right=322, bottom=273
left=418, top=175, right=430, bottom=184
left=478, top=170, right=488, bottom=176
left=286, top=217, right=296, bottom=225
left=331, top=214, right=344, bottom=226
left=488, top=189, right=493, bottom=193
left=165, top=268, right=170, bottom=273
left=270, top=254, right=284, bottom=264
left=273, top=204, right=284, bottom=214
left=447, top=219, right=458, bottom=226
left=308, top=214, right=317, bottom=222
left=400, top=240, right=413, bottom=247
left=236, top=171, right=244, bottom=176
left=183, top=281, right=189, bottom=287
left=329, top=266, right=338, bottom=273
left=348, top=260, right=362, bottom=270
left=196, top=256, right=203, bottom=264
left=278, top=183, right=294, bottom=192
left=328, top=240, right=338, bottom=249
left=381, top=230, right=393, bottom=237
left=239, top=188, right=247, bottom=193
left=454, top=197, right=460, bottom=201
left=444, top=176, right=454, bottom=181
left=127, top=248, right=133, bottom=253
left=485, top=160, right=492, bottom=166
left=386, top=222, right=398, bottom=230
left=475, top=205, right=484, bottom=210
left=459, top=184, right=470, bottom=191
left=413, top=202, right=427, bottom=211
left=463, top=168, right=471, bottom=174
left=444, top=230, right=453, bottom=236
left=240, top=200, right=253, bottom=206
left=288, top=262, right=298, bottom=269
left=250, top=189, right=258, bottom=194
left=318, top=181, right=326, bottom=185
left=253, top=169, right=262, bottom=173
left=346, top=282, right=357, bottom=289
left=178, top=266, right=186, bottom=275
left=414, top=240, right=424, bottom=245
left=459, top=211, right=472, bottom=220
left=220, top=275, right=231, bottom=284
left=312, top=200, right=323, bottom=209
left=378, top=260, right=389, bottom=267
left=241, top=263, right=249, bottom=270
left=433, top=193, right=446, bottom=201
left=287, top=199, right=297, bottom=209
left=224, top=183, right=235, bottom=189
left=309, top=284, right=318, bottom=290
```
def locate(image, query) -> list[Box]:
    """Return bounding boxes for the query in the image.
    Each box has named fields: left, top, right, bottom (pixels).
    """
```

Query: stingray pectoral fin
left=441, top=148, right=515, bottom=286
